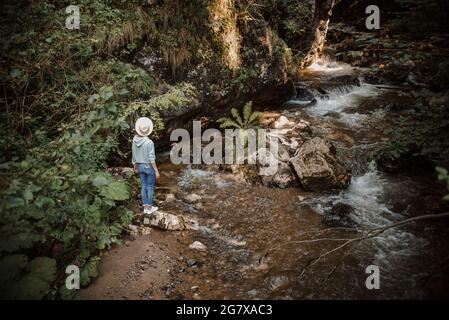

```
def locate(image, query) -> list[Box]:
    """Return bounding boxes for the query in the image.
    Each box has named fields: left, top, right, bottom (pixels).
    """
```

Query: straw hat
left=135, top=117, right=153, bottom=136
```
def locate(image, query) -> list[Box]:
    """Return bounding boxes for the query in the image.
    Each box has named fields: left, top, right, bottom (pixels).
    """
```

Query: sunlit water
left=307, top=56, right=354, bottom=74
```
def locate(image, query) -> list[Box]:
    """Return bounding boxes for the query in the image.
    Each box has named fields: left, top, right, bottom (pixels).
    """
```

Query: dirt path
left=80, top=231, right=190, bottom=300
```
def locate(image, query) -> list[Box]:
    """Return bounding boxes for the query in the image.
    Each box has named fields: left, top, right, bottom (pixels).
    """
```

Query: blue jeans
left=137, top=163, right=155, bottom=206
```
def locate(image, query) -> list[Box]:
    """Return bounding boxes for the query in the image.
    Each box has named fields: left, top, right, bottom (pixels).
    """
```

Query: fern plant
left=216, top=102, right=262, bottom=164
left=216, top=101, right=260, bottom=130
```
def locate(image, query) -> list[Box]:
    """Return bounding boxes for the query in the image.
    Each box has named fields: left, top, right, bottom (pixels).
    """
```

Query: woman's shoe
left=146, top=206, right=159, bottom=215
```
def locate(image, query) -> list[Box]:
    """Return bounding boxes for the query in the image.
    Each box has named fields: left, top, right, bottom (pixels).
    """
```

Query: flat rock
left=148, top=211, right=186, bottom=231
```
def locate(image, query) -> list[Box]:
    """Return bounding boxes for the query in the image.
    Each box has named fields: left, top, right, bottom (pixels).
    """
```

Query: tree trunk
left=301, top=0, right=337, bottom=68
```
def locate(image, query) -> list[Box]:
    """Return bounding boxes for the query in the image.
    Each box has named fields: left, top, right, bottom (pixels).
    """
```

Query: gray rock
left=148, top=211, right=186, bottom=231
left=324, top=202, right=356, bottom=227
left=330, top=75, right=361, bottom=87
left=140, top=227, right=152, bottom=235
left=295, top=86, right=315, bottom=101
left=187, top=259, right=197, bottom=267
left=290, top=137, right=351, bottom=191
left=128, top=224, right=139, bottom=236
left=184, top=193, right=202, bottom=203
left=262, top=161, right=297, bottom=189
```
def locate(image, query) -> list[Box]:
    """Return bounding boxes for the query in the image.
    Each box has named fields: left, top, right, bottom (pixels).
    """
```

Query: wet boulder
left=324, top=202, right=356, bottom=227
left=261, top=161, right=297, bottom=189
left=148, top=211, right=186, bottom=231
left=295, top=86, right=315, bottom=101
left=330, top=75, right=361, bottom=87
left=258, top=138, right=297, bottom=188
left=290, top=137, right=351, bottom=191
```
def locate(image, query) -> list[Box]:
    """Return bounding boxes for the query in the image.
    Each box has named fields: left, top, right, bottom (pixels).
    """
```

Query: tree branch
left=273, top=212, right=449, bottom=278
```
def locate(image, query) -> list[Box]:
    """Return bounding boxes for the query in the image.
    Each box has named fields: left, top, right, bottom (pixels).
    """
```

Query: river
left=82, top=55, right=449, bottom=300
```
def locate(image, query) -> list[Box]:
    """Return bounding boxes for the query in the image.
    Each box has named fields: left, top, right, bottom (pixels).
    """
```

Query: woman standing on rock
left=132, top=117, right=160, bottom=215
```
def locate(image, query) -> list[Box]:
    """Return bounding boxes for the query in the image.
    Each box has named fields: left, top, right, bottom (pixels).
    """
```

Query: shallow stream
left=160, top=57, right=449, bottom=299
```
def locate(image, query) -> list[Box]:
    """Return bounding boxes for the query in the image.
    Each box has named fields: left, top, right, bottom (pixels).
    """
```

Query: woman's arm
left=147, top=140, right=160, bottom=179
left=132, top=140, right=138, bottom=173
left=150, top=162, right=160, bottom=180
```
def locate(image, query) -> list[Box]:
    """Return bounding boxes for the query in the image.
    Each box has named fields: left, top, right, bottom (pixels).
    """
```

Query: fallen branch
left=272, top=212, right=449, bottom=277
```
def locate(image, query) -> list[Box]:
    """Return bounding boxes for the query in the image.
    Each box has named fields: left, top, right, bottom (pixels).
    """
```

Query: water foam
left=303, top=162, right=428, bottom=291
left=306, top=84, right=379, bottom=126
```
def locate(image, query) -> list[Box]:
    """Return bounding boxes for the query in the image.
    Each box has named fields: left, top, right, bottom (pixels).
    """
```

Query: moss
left=123, top=82, right=199, bottom=136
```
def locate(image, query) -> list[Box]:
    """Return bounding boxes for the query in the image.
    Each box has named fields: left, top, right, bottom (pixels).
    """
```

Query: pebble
left=165, top=193, right=176, bottom=202
left=184, top=193, right=202, bottom=203
left=247, top=289, right=258, bottom=297
left=273, top=115, right=290, bottom=129
left=128, top=224, right=139, bottom=236
left=187, top=259, right=197, bottom=267
left=189, top=241, right=207, bottom=251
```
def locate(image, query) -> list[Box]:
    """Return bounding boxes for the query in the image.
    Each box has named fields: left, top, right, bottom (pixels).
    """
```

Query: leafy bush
left=0, top=86, right=133, bottom=299
left=376, top=90, right=449, bottom=170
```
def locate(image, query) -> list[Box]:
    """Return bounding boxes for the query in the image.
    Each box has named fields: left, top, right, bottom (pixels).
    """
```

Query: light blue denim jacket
left=132, top=135, right=156, bottom=164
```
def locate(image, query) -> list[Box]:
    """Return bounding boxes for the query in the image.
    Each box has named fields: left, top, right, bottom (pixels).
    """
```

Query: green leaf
left=12, top=274, right=50, bottom=300
left=436, top=166, right=447, bottom=177
left=10, top=68, right=22, bottom=79
left=79, top=248, right=91, bottom=259
left=117, top=88, right=129, bottom=95
left=92, top=176, right=109, bottom=187
left=247, top=111, right=260, bottom=126
left=100, top=181, right=129, bottom=201
left=0, top=254, right=28, bottom=285
left=231, top=108, right=244, bottom=127
left=0, top=232, right=42, bottom=252
left=23, top=189, right=33, bottom=202
left=7, top=197, right=25, bottom=209
left=34, top=196, right=55, bottom=209
left=80, top=257, right=100, bottom=286
left=243, top=101, right=252, bottom=124
left=88, top=94, right=99, bottom=104
left=59, top=284, right=76, bottom=300
left=0, top=256, right=55, bottom=300
left=99, top=86, right=113, bottom=101
left=27, top=257, right=56, bottom=283
left=218, top=118, right=241, bottom=129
